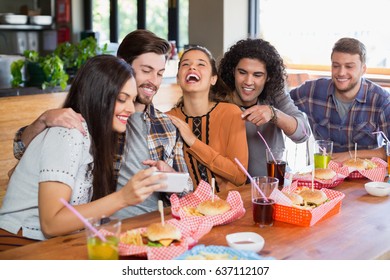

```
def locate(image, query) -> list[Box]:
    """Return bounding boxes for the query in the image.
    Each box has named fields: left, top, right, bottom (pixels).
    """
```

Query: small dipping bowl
left=226, top=232, right=265, bottom=252
left=364, top=182, right=390, bottom=197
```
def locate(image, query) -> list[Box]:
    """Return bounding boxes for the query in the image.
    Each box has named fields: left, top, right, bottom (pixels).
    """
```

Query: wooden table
left=1, top=178, right=389, bottom=260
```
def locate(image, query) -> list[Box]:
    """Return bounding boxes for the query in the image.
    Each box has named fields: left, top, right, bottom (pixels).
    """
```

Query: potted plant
left=11, top=50, right=68, bottom=90
left=54, top=37, right=109, bottom=82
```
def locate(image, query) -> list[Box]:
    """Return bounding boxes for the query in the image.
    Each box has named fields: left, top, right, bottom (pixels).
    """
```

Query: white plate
left=154, top=172, right=191, bottom=193
left=226, top=232, right=265, bottom=252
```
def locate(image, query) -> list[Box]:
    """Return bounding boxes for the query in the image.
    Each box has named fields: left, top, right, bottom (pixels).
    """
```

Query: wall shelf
left=0, top=24, right=54, bottom=31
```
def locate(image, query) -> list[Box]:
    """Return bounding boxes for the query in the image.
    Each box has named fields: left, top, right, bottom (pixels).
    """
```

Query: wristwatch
left=269, top=105, right=278, bottom=124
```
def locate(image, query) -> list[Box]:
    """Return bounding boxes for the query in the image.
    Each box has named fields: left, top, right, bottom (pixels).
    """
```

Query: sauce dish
left=226, top=232, right=265, bottom=252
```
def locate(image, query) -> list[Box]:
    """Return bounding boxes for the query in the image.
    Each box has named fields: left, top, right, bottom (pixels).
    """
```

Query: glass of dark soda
left=251, top=176, right=278, bottom=227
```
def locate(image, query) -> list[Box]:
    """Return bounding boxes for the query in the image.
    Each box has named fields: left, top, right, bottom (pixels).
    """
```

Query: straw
left=311, top=166, right=315, bottom=191
left=59, top=198, right=107, bottom=242
left=300, top=123, right=311, bottom=169
left=234, top=157, right=269, bottom=202
left=158, top=200, right=165, bottom=226
left=315, top=140, right=327, bottom=155
left=372, top=131, right=389, bottom=143
left=354, top=143, right=357, bottom=161
left=257, top=131, right=277, bottom=163
left=211, top=178, right=215, bottom=202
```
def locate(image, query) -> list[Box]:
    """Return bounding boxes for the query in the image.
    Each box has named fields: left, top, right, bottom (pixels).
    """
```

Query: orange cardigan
left=167, top=102, right=248, bottom=192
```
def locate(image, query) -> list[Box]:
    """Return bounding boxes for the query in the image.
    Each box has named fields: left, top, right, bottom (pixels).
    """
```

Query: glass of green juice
left=86, top=216, right=121, bottom=260
left=314, top=140, right=333, bottom=168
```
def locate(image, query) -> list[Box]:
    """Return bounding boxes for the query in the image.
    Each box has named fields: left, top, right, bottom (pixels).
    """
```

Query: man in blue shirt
left=290, top=37, right=390, bottom=162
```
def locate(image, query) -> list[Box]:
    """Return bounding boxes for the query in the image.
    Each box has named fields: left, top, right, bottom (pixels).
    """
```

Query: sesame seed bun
left=314, top=168, right=336, bottom=180
left=299, top=188, right=328, bottom=206
left=196, top=199, right=231, bottom=216
left=343, top=158, right=377, bottom=170
left=343, top=158, right=367, bottom=170
left=145, top=222, right=181, bottom=243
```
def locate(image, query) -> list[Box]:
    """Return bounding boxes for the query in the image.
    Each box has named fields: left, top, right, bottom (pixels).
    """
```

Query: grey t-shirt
left=334, top=96, right=353, bottom=120
left=113, top=112, right=159, bottom=219
left=246, top=91, right=310, bottom=178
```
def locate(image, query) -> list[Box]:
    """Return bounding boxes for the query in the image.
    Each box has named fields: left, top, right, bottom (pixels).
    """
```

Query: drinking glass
left=251, top=176, right=278, bottom=227
left=314, top=140, right=333, bottom=168
left=85, top=216, right=121, bottom=260
left=266, top=148, right=287, bottom=188
left=386, top=142, right=390, bottom=175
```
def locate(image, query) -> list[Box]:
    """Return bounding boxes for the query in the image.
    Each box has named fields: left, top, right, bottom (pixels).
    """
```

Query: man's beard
left=136, top=93, right=153, bottom=105
left=335, top=80, right=358, bottom=94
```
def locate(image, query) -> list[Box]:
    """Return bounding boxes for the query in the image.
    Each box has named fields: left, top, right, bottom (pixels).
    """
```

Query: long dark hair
left=176, top=45, right=231, bottom=106
left=117, top=29, right=171, bottom=64
left=218, top=38, right=287, bottom=102
left=63, top=54, right=134, bottom=200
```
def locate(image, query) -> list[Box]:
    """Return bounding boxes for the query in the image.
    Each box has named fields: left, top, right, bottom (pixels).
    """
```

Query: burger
left=144, top=222, right=182, bottom=247
left=196, top=199, right=231, bottom=216
left=314, top=168, right=336, bottom=180
left=121, top=223, right=182, bottom=247
left=343, top=158, right=377, bottom=170
left=298, top=188, right=328, bottom=208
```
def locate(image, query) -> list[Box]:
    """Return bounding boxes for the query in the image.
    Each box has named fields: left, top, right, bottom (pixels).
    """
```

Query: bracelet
left=269, top=105, right=278, bottom=124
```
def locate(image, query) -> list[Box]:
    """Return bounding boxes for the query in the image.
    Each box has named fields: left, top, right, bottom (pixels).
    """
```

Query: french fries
left=182, top=206, right=204, bottom=217
left=120, top=229, right=144, bottom=246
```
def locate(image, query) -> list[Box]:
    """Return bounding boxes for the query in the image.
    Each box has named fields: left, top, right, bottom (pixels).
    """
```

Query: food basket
left=270, top=181, right=345, bottom=227
left=328, top=158, right=387, bottom=181
left=292, top=172, right=346, bottom=189
left=348, top=170, right=365, bottom=179
left=118, top=218, right=212, bottom=260
left=170, top=180, right=246, bottom=226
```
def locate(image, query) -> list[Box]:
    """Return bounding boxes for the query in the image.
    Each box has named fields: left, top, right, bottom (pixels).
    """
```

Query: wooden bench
left=0, top=92, right=68, bottom=207
left=0, top=83, right=182, bottom=207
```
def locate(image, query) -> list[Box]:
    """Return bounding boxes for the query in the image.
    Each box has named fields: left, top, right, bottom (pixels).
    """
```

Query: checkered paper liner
left=328, top=158, right=388, bottom=182
left=291, top=171, right=346, bottom=189
left=118, top=218, right=213, bottom=260
left=269, top=181, right=345, bottom=226
left=170, top=180, right=246, bottom=226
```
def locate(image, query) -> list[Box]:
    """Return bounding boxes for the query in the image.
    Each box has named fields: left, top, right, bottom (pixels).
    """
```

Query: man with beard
left=290, top=37, right=390, bottom=162
left=11, top=30, right=189, bottom=218
left=218, top=38, right=310, bottom=178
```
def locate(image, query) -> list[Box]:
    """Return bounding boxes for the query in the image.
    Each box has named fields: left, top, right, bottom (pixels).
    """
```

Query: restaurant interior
left=0, top=0, right=390, bottom=262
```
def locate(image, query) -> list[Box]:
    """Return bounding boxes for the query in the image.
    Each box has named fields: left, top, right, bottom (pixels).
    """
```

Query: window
left=259, top=0, right=390, bottom=72
left=178, top=0, right=189, bottom=50
left=91, top=0, right=188, bottom=50
left=92, top=0, right=110, bottom=43
left=146, top=0, right=168, bottom=39
left=118, top=0, right=137, bottom=43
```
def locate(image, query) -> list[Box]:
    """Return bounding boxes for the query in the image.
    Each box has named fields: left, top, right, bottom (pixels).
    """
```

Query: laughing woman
left=167, top=46, right=248, bottom=192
